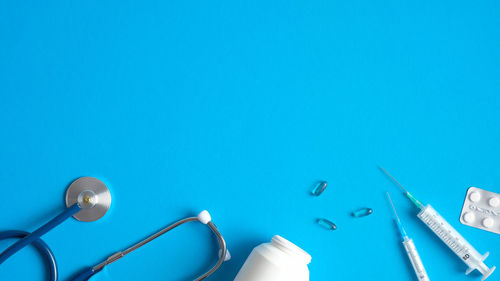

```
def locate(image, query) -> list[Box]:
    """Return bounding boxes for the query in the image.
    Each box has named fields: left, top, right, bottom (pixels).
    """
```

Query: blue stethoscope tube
left=0, top=230, right=58, bottom=279
left=71, top=266, right=101, bottom=281
left=0, top=206, right=229, bottom=281
left=0, top=203, right=81, bottom=281
left=1, top=188, right=227, bottom=281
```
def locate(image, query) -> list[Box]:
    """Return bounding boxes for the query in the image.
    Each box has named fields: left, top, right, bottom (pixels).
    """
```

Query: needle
left=380, top=167, right=408, bottom=193
left=380, top=167, right=424, bottom=209
left=387, top=192, right=401, bottom=222
left=386, top=191, right=408, bottom=239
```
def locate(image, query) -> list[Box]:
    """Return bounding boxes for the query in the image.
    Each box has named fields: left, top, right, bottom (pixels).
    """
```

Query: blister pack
left=460, top=187, right=500, bottom=235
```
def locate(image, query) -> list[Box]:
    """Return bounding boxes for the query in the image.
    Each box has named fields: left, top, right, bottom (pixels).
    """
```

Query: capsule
left=352, top=208, right=373, bottom=218
left=316, top=218, right=337, bottom=230
left=311, top=181, right=327, bottom=196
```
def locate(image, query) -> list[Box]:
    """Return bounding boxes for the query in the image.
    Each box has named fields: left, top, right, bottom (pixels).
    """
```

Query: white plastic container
left=234, top=235, right=311, bottom=281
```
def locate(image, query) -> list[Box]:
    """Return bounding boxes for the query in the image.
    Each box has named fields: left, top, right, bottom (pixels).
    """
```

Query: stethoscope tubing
left=1, top=206, right=228, bottom=281
left=83, top=216, right=228, bottom=281
left=0, top=230, right=58, bottom=280
left=0, top=203, right=81, bottom=281
left=71, top=266, right=100, bottom=281
left=0, top=204, right=80, bottom=264
left=199, top=221, right=227, bottom=280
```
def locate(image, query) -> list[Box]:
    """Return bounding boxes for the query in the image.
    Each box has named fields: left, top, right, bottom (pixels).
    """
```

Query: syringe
left=387, top=192, right=430, bottom=281
left=381, top=168, right=496, bottom=281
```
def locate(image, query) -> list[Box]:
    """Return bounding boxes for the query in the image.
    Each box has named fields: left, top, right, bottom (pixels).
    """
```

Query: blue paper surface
left=1, top=1, right=499, bottom=280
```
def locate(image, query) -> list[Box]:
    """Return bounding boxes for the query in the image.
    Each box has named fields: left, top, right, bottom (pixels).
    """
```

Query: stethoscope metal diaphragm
left=65, top=177, right=111, bottom=222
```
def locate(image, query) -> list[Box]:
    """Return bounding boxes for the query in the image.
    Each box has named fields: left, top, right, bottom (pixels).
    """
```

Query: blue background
left=1, top=0, right=499, bottom=280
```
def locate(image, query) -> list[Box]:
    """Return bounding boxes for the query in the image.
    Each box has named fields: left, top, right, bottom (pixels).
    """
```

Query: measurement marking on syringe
left=382, top=168, right=496, bottom=280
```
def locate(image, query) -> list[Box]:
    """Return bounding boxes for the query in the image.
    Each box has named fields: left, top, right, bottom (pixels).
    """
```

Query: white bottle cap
left=271, top=235, right=312, bottom=264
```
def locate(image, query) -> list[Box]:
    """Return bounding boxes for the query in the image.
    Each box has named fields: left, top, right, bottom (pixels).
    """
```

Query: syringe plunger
left=418, top=205, right=495, bottom=280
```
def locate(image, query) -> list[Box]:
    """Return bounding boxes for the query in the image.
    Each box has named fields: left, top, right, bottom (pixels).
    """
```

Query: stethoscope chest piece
left=65, top=177, right=112, bottom=222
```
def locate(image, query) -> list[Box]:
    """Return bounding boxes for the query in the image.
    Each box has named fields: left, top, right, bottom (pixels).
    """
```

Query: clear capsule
left=352, top=208, right=373, bottom=218
left=311, top=181, right=327, bottom=196
left=316, top=218, right=337, bottom=230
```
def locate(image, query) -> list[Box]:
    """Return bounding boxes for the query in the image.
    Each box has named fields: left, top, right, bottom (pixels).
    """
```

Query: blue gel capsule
left=316, top=218, right=337, bottom=230
left=311, top=181, right=327, bottom=196
left=352, top=208, right=373, bottom=218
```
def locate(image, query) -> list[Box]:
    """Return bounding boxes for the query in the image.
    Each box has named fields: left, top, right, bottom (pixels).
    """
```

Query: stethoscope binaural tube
left=72, top=210, right=230, bottom=281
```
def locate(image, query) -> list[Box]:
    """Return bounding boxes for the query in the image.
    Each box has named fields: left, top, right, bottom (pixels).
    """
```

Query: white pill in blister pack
left=490, top=197, right=499, bottom=207
left=460, top=187, right=500, bottom=235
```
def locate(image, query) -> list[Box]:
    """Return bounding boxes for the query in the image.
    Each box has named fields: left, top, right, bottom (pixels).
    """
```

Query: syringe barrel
left=403, top=238, right=430, bottom=281
left=417, top=205, right=494, bottom=279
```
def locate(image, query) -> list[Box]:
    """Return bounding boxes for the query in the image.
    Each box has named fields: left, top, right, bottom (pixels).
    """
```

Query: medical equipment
left=351, top=207, right=373, bottom=217
left=72, top=210, right=230, bottom=281
left=316, top=218, right=337, bottom=230
left=381, top=168, right=496, bottom=281
left=311, top=181, right=328, bottom=196
left=460, top=187, right=500, bottom=234
left=234, top=235, right=311, bottom=281
left=0, top=177, right=229, bottom=281
left=0, top=177, right=112, bottom=281
left=387, top=192, right=430, bottom=281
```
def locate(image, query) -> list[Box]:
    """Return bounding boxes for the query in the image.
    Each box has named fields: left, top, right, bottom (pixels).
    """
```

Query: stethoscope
left=0, top=177, right=229, bottom=281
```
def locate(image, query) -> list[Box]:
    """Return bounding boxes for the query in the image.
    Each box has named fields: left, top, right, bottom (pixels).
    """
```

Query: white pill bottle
left=234, top=235, right=311, bottom=281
